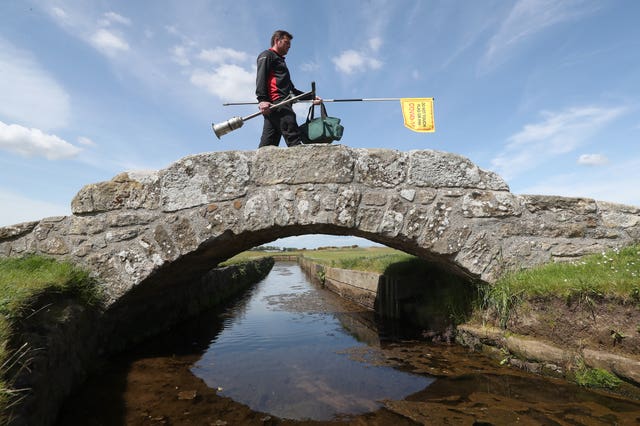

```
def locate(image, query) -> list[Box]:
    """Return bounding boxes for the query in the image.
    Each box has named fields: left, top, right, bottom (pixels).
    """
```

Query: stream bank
left=458, top=296, right=640, bottom=399
left=297, top=256, right=640, bottom=398
left=4, top=257, right=274, bottom=426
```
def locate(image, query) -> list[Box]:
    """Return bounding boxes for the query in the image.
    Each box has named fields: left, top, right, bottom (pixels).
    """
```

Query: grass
left=0, top=255, right=102, bottom=423
left=222, top=246, right=413, bottom=274
left=292, top=246, right=413, bottom=273
left=480, top=244, right=640, bottom=327
left=220, top=250, right=278, bottom=265
left=574, top=360, right=623, bottom=389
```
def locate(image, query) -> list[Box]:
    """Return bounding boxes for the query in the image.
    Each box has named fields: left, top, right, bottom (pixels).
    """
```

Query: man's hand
left=259, top=101, right=272, bottom=115
left=312, top=96, right=323, bottom=105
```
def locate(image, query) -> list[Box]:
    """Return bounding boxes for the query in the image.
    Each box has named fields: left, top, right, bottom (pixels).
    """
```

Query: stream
left=56, top=261, right=640, bottom=425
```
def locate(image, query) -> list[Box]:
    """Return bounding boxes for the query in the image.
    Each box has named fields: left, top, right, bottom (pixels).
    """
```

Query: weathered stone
left=160, top=152, right=250, bottom=212
left=598, top=201, right=640, bottom=229
left=105, top=229, right=139, bottom=243
left=354, top=148, right=407, bottom=187
left=583, top=349, right=640, bottom=384
left=522, top=195, right=597, bottom=214
left=362, top=191, right=388, bottom=206
left=68, top=216, right=106, bottom=235
left=153, top=224, right=178, bottom=261
left=462, top=191, right=522, bottom=218
left=106, top=211, right=158, bottom=227
left=71, top=172, right=159, bottom=213
left=506, top=335, right=571, bottom=365
left=0, top=221, right=39, bottom=241
left=39, top=236, right=70, bottom=255
left=1, top=147, right=638, bottom=303
left=415, top=188, right=437, bottom=204
left=252, top=145, right=354, bottom=185
left=399, top=189, right=416, bottom=202
left=34, top=222, right=55, bottom=240
left=407, top=150, right=509, bottom=190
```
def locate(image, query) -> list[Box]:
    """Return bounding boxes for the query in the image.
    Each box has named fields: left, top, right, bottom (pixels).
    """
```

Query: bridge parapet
left=1, top=146, right=639, bottom=305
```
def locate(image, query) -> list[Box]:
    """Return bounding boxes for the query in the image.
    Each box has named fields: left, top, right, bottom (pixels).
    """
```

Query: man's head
left=271, top=30, right=292, bottom=56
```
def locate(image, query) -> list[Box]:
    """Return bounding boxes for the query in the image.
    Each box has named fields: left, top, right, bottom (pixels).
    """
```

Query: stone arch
left=1, top=146, right=639, bottom=307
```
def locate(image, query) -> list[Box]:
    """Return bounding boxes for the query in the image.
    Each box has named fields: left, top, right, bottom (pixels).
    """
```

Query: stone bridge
left=1, top=146, right=640, bottom=305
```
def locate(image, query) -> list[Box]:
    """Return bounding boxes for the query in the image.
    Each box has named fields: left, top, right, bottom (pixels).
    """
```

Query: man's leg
left=259, top=115, right=281, bottom=148
left=279, top=108, right=304, bottom=147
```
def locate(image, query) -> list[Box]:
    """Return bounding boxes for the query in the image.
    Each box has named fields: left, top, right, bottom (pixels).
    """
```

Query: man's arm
left=255, top=51, right=271, bottom=103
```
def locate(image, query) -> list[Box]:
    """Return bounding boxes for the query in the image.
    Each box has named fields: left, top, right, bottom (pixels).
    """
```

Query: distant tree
left=251, top=245, right=282, bottom=251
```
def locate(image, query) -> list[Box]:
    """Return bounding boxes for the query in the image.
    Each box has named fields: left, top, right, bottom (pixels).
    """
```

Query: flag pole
left=222, top=98, right=406, bottom=106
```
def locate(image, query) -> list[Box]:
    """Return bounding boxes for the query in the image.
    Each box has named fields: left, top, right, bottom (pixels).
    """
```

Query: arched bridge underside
left=1, top=146, right=639, bottom=305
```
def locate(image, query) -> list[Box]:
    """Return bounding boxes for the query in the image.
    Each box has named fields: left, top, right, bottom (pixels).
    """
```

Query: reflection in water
left=191, top=262, right=433, bottom=420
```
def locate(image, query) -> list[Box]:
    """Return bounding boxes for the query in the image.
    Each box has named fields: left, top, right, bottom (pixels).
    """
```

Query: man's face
left=274, top=36, right=291, bottom=55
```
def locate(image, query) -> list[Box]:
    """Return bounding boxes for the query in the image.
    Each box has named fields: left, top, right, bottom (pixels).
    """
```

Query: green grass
left=480, top=245, right=640, bottom=327
left=574, top=360, right=623, bottom=389
left=0, top=255, right=102, bottom=422
left=295, top=247, right=412, bottom=273
left=220, top=250, right=276, bottom=265
left=222, top=246, right=413, bottom=274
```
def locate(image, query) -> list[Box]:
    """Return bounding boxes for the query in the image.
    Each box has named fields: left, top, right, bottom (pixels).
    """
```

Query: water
left=191, top=262, right=433, bottom=420
left=57, top=261, right=640, bottom=425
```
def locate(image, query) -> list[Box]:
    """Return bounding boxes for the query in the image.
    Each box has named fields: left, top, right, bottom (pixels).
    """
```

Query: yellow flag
left=400, top=98, right=435, bottom=133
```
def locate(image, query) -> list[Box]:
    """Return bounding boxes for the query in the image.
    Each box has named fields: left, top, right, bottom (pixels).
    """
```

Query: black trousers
left=259, top=106, right=304, bottom=148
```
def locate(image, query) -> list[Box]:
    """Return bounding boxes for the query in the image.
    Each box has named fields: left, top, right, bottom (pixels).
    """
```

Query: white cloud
left=101, top=12, right=132, bottom=26
left=492, top=106, right=625, bottom=179
left=78, top=136, right=97, bottom=147
left=332, top=50, right=383, bottom=75
left=45, top=7, right=132, bottom=58
left=198, top=47, right=249, bottom=64
left=190, top=65, right=255, bottom=101
left=0, top=37, right=71, bottom=130
left=483, top=0, right=599, bottom=70
left=90, top=28, right=130, bottom=56
left=0, top=121, right=82, bottom=160
left=577, top=153, right=608, bottom=166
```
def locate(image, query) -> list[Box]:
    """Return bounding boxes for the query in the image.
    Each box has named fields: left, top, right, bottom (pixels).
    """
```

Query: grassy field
left=222, top=246, right=417, bottom=274
left=0, top=256, right=102, bottom=422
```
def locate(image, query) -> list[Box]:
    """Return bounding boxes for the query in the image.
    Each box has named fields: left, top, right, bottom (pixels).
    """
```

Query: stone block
left=252, top=145, right=354, bottom=185
left=354, top=148, right=407, bottom=187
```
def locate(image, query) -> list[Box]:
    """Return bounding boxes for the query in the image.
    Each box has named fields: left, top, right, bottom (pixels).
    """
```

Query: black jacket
left=256, top=48, right=306, bottom=103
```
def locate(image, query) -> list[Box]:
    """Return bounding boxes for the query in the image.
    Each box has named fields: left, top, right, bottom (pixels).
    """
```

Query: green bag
left=300, top=104, right=344, bottom=144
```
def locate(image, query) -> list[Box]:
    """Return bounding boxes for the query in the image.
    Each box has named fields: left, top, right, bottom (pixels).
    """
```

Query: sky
left=1, top=0, right=639, bottom=249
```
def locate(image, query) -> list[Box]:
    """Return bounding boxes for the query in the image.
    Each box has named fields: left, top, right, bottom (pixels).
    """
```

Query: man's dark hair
left=271, top=30, right=293, bottom=46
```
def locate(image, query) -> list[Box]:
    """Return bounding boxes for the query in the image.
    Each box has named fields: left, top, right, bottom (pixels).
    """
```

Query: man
left=256, top=30, right=321, bottom=148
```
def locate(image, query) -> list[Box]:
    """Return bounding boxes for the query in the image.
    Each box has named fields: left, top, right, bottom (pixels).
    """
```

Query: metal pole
left=222, top=97, right=403, bottom=106
left=212, top=83, right=316, bottom=139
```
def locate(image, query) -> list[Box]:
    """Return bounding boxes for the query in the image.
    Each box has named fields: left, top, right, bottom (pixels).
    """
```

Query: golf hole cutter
left=212, top=82, right=316, bottom=139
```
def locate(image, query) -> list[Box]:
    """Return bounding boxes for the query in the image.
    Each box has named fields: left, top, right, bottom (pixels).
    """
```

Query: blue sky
left=1, top=0, right=639, bottom=248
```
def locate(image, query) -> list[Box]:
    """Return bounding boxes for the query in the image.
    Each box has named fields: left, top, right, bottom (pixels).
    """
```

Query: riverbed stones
left=1, top=145, right=640, bottom=304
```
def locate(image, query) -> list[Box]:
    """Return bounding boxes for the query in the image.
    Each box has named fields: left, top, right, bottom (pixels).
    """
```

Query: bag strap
left=306, top=103, right=329, bottom=122
left=320, top=103, right=328, bottom=119
left=306, top=104, right=315, bottom=122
